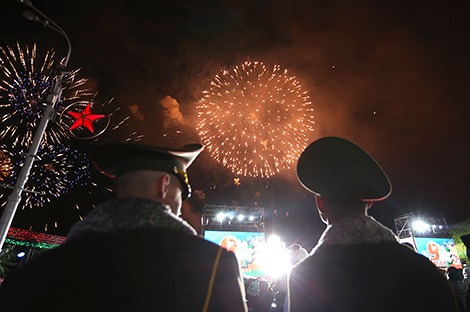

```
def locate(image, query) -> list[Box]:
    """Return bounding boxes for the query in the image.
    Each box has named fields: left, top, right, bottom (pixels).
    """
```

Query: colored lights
left=6, top=227, right=66, bottom=249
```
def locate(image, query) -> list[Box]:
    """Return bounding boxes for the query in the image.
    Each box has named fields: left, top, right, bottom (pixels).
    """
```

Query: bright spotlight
left=248, top=215, right=255, bottom=221
left=259, top=235, right=290, bottom=278
left=17, top=251, right=26, bottom=258
left=216, top=212, right=225, bottom=222
left=229, top=214, right=234, bottom=220
left=268, top=235, right=281, bottom=244
left=412, top=220, right=429, bottom=232
left=237, top=214, right=244, bottom=221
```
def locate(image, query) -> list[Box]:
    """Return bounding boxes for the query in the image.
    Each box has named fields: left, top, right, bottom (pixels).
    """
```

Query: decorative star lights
left=68, top=103, right=105, bottom=133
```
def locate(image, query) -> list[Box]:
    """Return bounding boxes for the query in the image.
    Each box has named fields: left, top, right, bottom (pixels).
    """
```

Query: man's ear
left=315, top=195, right=324, bottom=213
left=315, top=195, right=329, bottom=224
left=156, top=174, right=171, bottom=199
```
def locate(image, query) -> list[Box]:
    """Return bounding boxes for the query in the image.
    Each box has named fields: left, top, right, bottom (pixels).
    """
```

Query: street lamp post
left=0, top=0, right=72, bottom=250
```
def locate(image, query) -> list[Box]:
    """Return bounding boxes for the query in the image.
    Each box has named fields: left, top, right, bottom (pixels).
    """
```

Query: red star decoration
left=68, top=103, right=106, bottom=133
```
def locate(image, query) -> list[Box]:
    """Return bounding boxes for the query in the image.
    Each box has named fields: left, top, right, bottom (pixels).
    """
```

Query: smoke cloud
left=160, top=95, right=185, bottom=128
left=128, top=104, right=145, bottom=121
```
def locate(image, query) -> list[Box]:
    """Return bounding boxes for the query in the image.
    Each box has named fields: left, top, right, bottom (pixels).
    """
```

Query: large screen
left=414, top=237, right=462, bottom=268
left=204, top=230, right=266, bottom=276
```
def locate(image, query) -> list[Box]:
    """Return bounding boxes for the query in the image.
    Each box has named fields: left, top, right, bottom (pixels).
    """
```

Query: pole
left=0, top=1, right=71, bottom=250
left=0, top=74, right=65, bottom=250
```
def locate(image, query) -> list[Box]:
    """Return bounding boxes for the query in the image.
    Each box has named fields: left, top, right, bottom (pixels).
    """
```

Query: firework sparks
left=196, top=61, right=315, bottom=178
left=0, top=150, right=12, bottom=182
left=3, top=144, right=91, bottom=209
left=0, top=44, right=143, bottom=233
left=88, top=98, right=144, bottom=143
left=0, top=43, right=93, bottom=149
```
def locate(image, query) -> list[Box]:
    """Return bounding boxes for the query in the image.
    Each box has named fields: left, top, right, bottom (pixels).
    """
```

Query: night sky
left=0, top=0, right=469, bottom=249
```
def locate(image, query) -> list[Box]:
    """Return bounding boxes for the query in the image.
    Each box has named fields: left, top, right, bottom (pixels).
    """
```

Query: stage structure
left=394, top=213, right=461, bottom=269
left=394, top=213, right=450, bottom=240
left=202, top=204, right=264, bottom=234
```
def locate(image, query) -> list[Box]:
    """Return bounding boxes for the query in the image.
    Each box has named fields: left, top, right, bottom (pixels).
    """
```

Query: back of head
left=115, top=170, right=177, bottom=198
left=447, top=266, right=464, bottom=281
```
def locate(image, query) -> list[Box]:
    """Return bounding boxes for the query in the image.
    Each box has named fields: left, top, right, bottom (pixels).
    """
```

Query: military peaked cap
left=92, top=142, right=203, bottom=200
left=297, top=137, right=391, bottom=201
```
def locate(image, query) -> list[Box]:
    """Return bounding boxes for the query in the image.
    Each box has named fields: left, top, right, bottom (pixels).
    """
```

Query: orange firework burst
left=196, top=61, right=315, bottom=178
left=0, top=150, right=12, bottom=181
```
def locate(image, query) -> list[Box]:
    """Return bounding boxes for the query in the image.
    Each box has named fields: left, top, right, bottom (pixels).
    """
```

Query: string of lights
left=6, top=227, right=66, bottom=247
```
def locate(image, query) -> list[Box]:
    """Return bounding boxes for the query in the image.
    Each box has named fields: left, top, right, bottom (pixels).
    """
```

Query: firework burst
left=196, top=61, right=315, bottom=178
left=0, top=43, right=143, bottom=233
left=0, top=43, right=93, bottom=149
left=0, top=150, right=12, bottom=182
left=3, top=144, right=91, bottom=209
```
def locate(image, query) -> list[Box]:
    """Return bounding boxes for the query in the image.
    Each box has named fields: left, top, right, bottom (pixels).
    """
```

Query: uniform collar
left=312, top=215, right=398, bottom=255
left=67, top=196, right=196, bottom=241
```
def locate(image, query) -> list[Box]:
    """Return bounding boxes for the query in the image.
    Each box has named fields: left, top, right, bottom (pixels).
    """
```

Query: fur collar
left=67, top=196, right=196, bottom=241
left=312, top=215, right=398, bottom=254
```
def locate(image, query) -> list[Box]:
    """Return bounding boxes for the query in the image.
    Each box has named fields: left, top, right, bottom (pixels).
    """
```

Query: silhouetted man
left=0, top=142, right=247, bottom=312
left=287, top=137, right=461, bottom=312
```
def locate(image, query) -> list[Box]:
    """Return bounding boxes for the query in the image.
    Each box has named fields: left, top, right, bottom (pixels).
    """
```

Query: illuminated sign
left=414, top=237, right=462, bottom=268
left=204, top=230, right=265, bottom=276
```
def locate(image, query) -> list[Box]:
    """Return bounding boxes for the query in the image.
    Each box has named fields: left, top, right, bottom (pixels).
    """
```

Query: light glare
left=412, top=220, right=429, bottom=232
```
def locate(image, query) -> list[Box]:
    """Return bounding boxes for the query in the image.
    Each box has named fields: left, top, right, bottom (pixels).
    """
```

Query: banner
left=414, top=237, right=462, bottom=268
left=204, top=230, right=265, bottom=276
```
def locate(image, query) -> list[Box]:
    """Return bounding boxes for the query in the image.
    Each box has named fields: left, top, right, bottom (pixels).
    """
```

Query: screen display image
left=204, top=230, right=266, bottom=276
left=414, top=237, right=462, bottom=268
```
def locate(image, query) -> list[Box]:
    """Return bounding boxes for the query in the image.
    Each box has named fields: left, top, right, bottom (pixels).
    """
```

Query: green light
left=5, top=238, right=59, bottom=250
